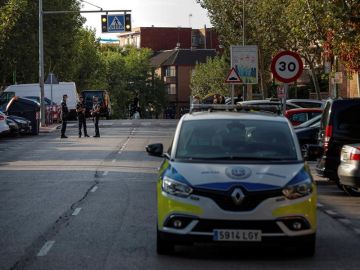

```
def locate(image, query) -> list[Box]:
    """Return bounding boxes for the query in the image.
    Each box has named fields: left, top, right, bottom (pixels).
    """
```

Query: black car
left=5, top=97, right=40, bottom=135
left=295, top=122, right=320, bottom=150
left=7, top=115, right=32, bottom=134
left=316, top=99, right=360, bottom=186
left=6, top=117, right=20, bottom=136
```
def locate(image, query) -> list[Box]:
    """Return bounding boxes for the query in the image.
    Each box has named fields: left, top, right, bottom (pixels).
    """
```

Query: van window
left=337, top=105, right=360, bottom=136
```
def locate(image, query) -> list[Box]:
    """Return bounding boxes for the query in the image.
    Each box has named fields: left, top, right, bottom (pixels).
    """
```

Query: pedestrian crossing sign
left=107, top=15, right=125, bottom=33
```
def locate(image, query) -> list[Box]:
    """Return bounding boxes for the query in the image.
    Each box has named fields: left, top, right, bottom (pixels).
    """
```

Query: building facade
left=150, top=49, right=217, bottom=118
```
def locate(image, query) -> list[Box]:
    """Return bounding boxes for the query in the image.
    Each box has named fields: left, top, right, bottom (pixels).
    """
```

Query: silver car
left=0, top=111, right=10, bottom=136
left=338, top=144, right=360, bottom=196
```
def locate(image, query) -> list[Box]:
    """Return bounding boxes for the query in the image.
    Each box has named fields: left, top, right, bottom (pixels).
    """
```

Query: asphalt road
left=0, top=119, right=360, bottom=270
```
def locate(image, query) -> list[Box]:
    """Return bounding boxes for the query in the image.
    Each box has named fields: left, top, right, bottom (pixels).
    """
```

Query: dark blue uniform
left=76, top=100, right=88, bottom=137
left=61, top=99, right=68, bottom=137
left=92, top=102, right=101, bottom=137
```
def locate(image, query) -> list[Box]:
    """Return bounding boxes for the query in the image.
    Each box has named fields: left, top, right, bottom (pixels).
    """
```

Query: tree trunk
left=258, top=48, right=266, bottom=99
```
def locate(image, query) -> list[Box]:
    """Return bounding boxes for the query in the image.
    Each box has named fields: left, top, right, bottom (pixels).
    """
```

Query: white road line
left=90, top=186, right=98, bottom=193
left=102, top=171, right=109, bottom=176
left=317, top=203, right=324, bottom=208
left=72, top=208, right=82, bottom=216
left=338, top=218, right=351, bottom=225
left=37, top=241, right=55, bottom=257
left=325, top=210, right=338, bottom=216
left=354, top=228, right=360, bottom=235
left=112, top=159, right=116, bottom=163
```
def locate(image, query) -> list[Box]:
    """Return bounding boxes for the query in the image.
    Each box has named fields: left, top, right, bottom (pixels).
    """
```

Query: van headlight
left=162, top=176, right=193, bottom=197
left=282, top=178, right=313, bottom=200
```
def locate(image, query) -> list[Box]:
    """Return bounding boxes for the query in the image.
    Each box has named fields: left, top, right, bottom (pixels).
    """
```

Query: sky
left=80, top=0, right=212, bottom=39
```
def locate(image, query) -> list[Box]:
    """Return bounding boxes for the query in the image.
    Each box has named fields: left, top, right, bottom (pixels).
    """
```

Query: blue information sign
left=107, top=15, right=125, bottom=33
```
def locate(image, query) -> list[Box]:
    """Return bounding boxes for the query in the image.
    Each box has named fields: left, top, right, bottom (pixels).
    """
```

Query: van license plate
left=213, top=230, right=262, bottom=242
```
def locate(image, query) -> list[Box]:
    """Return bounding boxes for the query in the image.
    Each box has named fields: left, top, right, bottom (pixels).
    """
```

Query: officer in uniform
left=61, top=94, right=69, bottom=138
left=91, top=96, right=101, bottom=137
left=76, top=96, right=89, bottom=138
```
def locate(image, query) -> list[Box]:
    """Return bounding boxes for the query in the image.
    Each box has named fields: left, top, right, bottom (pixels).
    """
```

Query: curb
left=40, top=124, right=60, bottom=134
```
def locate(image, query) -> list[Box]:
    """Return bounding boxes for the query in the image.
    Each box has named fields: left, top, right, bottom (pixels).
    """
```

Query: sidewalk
left=40, top=123, right=60, bottom=133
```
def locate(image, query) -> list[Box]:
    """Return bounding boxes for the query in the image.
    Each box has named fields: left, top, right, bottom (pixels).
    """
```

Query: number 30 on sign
left=271, top=51, right=303, bottom=83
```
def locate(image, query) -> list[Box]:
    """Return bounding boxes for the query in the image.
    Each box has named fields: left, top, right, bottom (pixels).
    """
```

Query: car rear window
left=176, top=119, right=297, bottom=161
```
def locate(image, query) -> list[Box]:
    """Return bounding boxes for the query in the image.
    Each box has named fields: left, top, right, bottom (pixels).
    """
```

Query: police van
left=146, top=104, right=317, bottom=256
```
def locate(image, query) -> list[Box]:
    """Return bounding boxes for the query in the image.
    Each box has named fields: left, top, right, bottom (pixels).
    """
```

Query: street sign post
left=225, top=67, right=242, bottom=105
left=271, top=51, right=303, bottom=114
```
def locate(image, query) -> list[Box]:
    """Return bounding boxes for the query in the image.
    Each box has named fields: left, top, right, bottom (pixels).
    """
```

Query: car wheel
left=342, top=185, right=360, bottom=197
left=296, top=234, right=316, bottom=257
left=157, top=229, right=174, bottom=255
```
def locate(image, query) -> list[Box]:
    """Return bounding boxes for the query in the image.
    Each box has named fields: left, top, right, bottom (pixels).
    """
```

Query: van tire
left=157, top=229, right=174, bottom=255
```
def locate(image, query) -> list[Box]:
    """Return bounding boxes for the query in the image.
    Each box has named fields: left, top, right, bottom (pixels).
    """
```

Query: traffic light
left=101, top=15, right=108, bottom=33
left=125, top=14, right=131, bottom=32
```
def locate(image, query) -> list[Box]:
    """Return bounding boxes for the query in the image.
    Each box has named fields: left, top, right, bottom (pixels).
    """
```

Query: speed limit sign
left=271, top=51, right=303, bottom=83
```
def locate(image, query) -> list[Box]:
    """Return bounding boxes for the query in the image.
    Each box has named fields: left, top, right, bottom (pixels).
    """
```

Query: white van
left=0, top=82, right=78, bottom=118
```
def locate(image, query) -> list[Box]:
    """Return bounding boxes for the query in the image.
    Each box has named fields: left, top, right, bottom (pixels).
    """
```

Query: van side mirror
left=146, top=143, right=163, bottom=157
left=303, top=144, right=323, bottom=161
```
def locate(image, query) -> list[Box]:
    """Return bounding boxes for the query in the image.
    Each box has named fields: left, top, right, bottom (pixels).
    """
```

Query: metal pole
left=50, top=73, right=53, bottom=105
left=283, top=83, right=288, bottom=115
left=242, top=0, right=246, bottom=100
left=231, top=84, right=235, bottom=105
left=39, top=0, right=45, bottom=127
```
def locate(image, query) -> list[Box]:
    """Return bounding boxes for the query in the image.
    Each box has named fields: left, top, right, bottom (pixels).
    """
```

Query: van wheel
left=342, top=185, right=360, bottom=197
left=297, top=234, right=316, bottom=257
left=157, top=229, right=174, bottom=255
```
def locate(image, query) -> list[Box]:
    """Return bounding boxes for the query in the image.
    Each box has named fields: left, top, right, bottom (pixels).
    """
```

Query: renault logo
left=231, top=188, right=245, bottom=205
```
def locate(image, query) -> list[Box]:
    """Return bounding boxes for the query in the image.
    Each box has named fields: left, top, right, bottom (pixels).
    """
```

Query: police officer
left=61, top=94, right=69, bottom=138
left=91, top=96, right=101, bottom=137
left=76, top=96, right=89, bottom=138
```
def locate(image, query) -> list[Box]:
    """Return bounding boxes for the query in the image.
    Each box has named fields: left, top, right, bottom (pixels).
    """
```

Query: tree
left=191, top=55, right=228, bottom=98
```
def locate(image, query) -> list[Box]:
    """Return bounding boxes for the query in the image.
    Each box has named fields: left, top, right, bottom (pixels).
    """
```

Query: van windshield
left=176, top=119, right=298, bottom=161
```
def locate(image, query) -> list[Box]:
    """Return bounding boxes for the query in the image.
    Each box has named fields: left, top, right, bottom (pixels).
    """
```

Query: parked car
left=147, top=106, right=317, bottom=256
left=285, top=108, right=323, bottom=126
left=237, top=100, right=301, bottom=111
left=6, top=117, right=20, bottom=136
left=7, top=115, right=32, bottom=135
left=316, top=99, right=360, bottom=187
left=338, top=144, right=360, bottom=196
left=0, top=111, right=10, bottom=136
left=287, top=99, right=325, bottom=108
left=295, top=122, right=320, bottom=150
left=5, top=97, right=40, bottom=135
left=81, top=90, right=112, bottom=119
left=294, top=114, right=321, bottom=129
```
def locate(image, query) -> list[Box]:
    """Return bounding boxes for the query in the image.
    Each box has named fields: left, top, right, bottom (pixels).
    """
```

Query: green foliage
left=190, top=55, right=228, bottom=98
left=100, top=46, right=167, bottom=118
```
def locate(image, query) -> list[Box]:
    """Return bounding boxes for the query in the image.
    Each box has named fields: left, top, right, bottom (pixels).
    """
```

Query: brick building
left=150, top=49, right=217, bottom=118
left=118, top=26, right=221, bottom=52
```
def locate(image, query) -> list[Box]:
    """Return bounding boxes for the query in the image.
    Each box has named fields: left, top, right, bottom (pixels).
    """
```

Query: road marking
left=102, top=171, right=109, bottom=176
left=90, top=186, right=98, bottom=193
left=67, top=124, right=76, bottom=127
left=112, top=159, right=116, bottom=163
left=37, top=241, right=55, bottom=257
left=354, top=228, right=360, bottom=235
left=338, top=218, right=351, bottom=225
left=317, top=203, right=324, bottom=208
left=72, top=208, right=82, bottom=216
left=325, top=210, right=338, bottom=216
